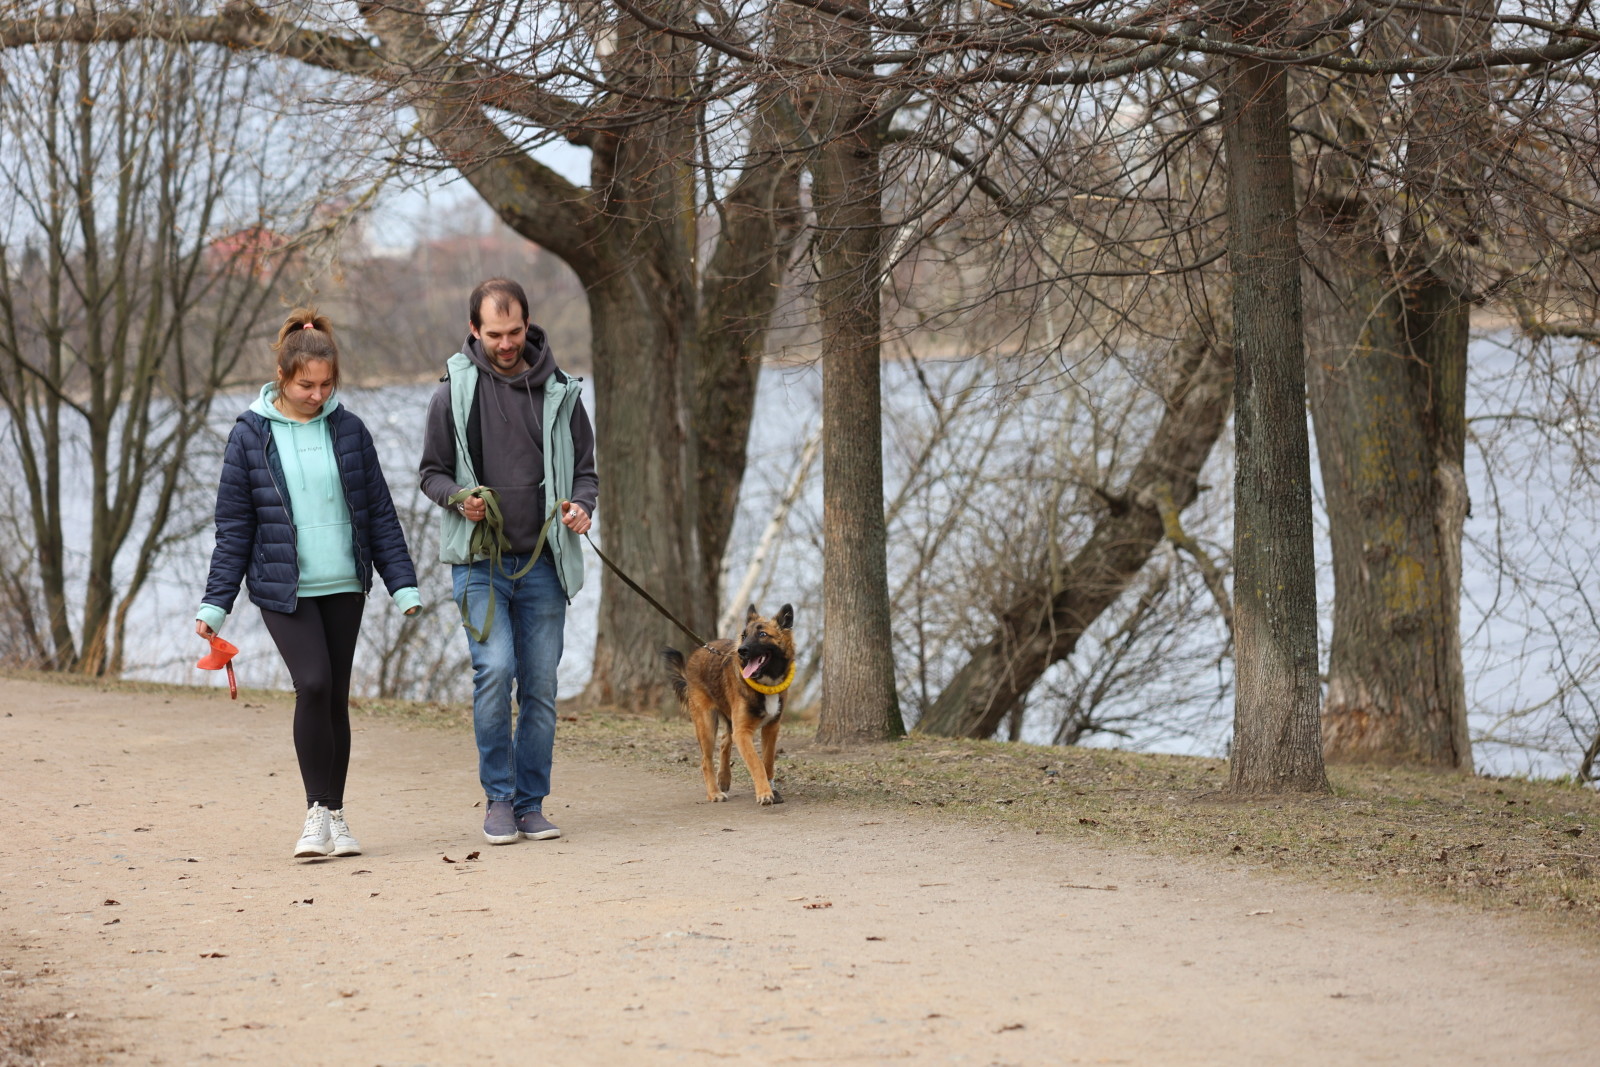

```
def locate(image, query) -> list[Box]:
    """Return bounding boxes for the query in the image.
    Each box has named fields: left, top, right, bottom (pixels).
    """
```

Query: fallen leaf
left=102, top=899, right=120, bottom=906
left=866, top=936, right=884, bottom=941
left=465, top=851, right=481, bottom=861
left=199, top=952, right=227, bottom=958
left=442, top=856, right=457, bottom=864
left=1246, top=909, right=1274, bottom=916
left=103, top=919, right=120, bottom=926
left=351, top=870, right=372, bottom=876
left=997, top=1022, right=1025, bottom=1032
left=803, top=901, right=833, bottom=909
left=337, top=990, right=357, bottom=998
left=1078, top=818, right=1099, bottom=826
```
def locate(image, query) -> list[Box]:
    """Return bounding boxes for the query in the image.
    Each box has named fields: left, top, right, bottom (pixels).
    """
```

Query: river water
left=11, top=337, right=1599, bottom=778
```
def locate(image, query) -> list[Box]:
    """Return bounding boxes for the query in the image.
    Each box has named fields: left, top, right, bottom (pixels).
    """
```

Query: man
left=420, top=278, right=598, bottom=844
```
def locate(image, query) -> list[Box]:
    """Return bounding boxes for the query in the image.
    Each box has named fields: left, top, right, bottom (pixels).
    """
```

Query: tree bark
left=810, top=63, right=903, bottom=745
left=914, top=329, right=1233, bottom=738
left=1304, top=223, right=1472, bottom=769
left=1221, top=8, right=1329, bottom=794
left=1303, top=6, right=1482, bottom=769
left=695, top=110, right=806, bottom=630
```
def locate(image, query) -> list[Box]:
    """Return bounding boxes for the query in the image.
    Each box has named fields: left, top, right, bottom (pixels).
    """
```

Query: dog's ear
left=745, top=603, right=760, bottom=625
left=776, top=603, right=794, bottom=631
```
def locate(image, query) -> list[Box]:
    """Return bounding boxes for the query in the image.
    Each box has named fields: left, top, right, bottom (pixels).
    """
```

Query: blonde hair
left=271, top=307, right=340, bottom=387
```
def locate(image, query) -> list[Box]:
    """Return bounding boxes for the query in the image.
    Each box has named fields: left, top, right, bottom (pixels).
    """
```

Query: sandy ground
left=1, top=676, right=1596, bottom=1066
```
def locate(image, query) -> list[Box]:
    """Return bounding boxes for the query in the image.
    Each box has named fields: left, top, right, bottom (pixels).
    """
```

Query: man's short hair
left=469, top=278, right=531, bottom=328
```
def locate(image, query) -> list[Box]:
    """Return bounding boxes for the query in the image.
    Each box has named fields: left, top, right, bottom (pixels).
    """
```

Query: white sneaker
left=293, top=804, right=333, bottom=858
left=327, top=809, right=362, bottom=856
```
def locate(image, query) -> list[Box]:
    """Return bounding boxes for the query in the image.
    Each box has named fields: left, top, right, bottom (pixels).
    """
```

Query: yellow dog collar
left=743, top=659, right=797, bottom=696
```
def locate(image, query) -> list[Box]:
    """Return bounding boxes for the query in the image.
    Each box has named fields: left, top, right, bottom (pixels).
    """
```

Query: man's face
left=471, top=302, right=528, bottom=375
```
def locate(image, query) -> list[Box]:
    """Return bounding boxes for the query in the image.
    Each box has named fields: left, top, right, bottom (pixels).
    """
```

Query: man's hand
left=561, top=501, right=591, bottom=536
left=460, top=489, right=488, bottom=523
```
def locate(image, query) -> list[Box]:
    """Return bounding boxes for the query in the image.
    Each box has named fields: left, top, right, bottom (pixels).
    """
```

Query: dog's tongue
left=742, top=655, right=768, bottom=680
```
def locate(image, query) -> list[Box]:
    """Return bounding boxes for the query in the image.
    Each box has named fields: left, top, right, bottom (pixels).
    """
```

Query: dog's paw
left=710, top=791, right=729, bottom=803
left=755, top=792, right=775, bottom=806
left=770, top=788, right=784, bottom=804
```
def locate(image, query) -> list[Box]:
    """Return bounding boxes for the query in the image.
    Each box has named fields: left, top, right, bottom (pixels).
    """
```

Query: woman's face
left=278, top=359, right=335, bottom=420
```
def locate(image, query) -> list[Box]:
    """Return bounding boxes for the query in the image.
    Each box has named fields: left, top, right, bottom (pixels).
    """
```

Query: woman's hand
left=195, top=619, right=216, bottom=639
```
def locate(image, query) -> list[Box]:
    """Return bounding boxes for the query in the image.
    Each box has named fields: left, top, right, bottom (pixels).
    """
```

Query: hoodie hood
left=463, top=326, right=556, bottom=387
left=250, top=381, right=340, bottom=424
left=251, top=382, right=342, bottom=501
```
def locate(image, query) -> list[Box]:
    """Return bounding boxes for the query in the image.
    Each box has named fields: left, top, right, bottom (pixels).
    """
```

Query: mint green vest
left=436, top=351, right=587, bottom=597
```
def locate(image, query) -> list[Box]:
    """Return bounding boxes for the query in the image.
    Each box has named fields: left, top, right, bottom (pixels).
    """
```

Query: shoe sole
left=294, top=843, right=334, bottom=858
left=331, top=845, right=362, bottom=857
left=484, top=831, right=521, bottom=845
left=522, top=828, right=561, bottom=840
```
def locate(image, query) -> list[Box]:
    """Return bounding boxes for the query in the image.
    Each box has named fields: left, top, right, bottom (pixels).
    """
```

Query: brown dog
left=662, top=604, right=796, bottom=805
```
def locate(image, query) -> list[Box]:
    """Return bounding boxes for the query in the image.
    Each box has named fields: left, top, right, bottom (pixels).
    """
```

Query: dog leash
left=454, top=489, right=718, bottom=652
left=448, top=486, right=560, bottom=642
left=580, top=531, right=714, bottom=650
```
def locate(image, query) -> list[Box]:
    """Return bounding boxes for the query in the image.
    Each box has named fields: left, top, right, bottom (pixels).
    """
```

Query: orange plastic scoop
left=197, top=635, right=239, bottom=699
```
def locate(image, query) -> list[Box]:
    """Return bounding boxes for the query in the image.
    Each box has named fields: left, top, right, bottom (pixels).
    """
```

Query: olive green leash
left=447, top=486, right=560, bottom=643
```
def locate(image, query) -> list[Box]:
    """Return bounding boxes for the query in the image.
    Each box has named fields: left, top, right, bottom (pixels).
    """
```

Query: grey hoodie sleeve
left=568, top=396, right=599, bottom=519
left=418, top=382, right=464, bottom=508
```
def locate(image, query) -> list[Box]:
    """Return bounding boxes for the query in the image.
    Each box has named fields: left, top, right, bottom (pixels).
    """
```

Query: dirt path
left=2, top=677, right=1596, bottom=1066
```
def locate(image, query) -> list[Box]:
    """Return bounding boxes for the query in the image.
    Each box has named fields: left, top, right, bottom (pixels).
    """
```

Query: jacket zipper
left=326, top=416, right=372, bottom=593
left=260, top=423, right=298, bottom=612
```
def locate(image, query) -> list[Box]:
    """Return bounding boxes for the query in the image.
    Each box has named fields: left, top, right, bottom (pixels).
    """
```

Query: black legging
left=260, top=593, right=365, bottom=810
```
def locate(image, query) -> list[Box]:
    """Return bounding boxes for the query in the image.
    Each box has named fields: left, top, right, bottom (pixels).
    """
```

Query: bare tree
left=1, top=1, right=808, bottom=710
left=0, top=37, right=340, bottom=674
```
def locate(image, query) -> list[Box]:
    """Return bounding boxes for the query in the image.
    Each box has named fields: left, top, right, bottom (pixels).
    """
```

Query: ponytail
left=271, top=307, right=340, bottom=387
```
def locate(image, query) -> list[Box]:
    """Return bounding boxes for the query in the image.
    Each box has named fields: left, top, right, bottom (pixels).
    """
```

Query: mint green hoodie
left=253, top=384, right=363, bottom=599
left=195, top=384, right=420, bottom=635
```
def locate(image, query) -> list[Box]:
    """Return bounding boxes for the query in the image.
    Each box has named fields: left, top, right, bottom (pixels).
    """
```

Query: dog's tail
left=660, top=647, right=688, bottom=700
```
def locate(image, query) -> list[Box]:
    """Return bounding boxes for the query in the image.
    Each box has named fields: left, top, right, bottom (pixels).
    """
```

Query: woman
left=196, top=308, right=421, bottom=859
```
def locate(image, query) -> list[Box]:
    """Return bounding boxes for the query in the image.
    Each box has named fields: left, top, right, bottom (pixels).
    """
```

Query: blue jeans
left=453, top=553, right=567, bottom=815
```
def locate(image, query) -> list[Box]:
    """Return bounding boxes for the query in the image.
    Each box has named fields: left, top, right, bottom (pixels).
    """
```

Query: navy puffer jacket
left=201, top=407, right=417, bottom=615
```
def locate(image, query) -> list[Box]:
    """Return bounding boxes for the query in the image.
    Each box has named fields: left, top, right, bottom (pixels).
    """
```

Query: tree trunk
left=810, top=87, right=903, bottom=745
left=582, top=272, right=704, bottom=712
left=915, top=329, right=1233, bottom=738
left=1303, top=5, right=1482, bottom=769
left=1221, top=10, right=1329, bottom=794
left=1304, top=228, right=1472, bottom=769
left=695, top=111, right=805, bottom=631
